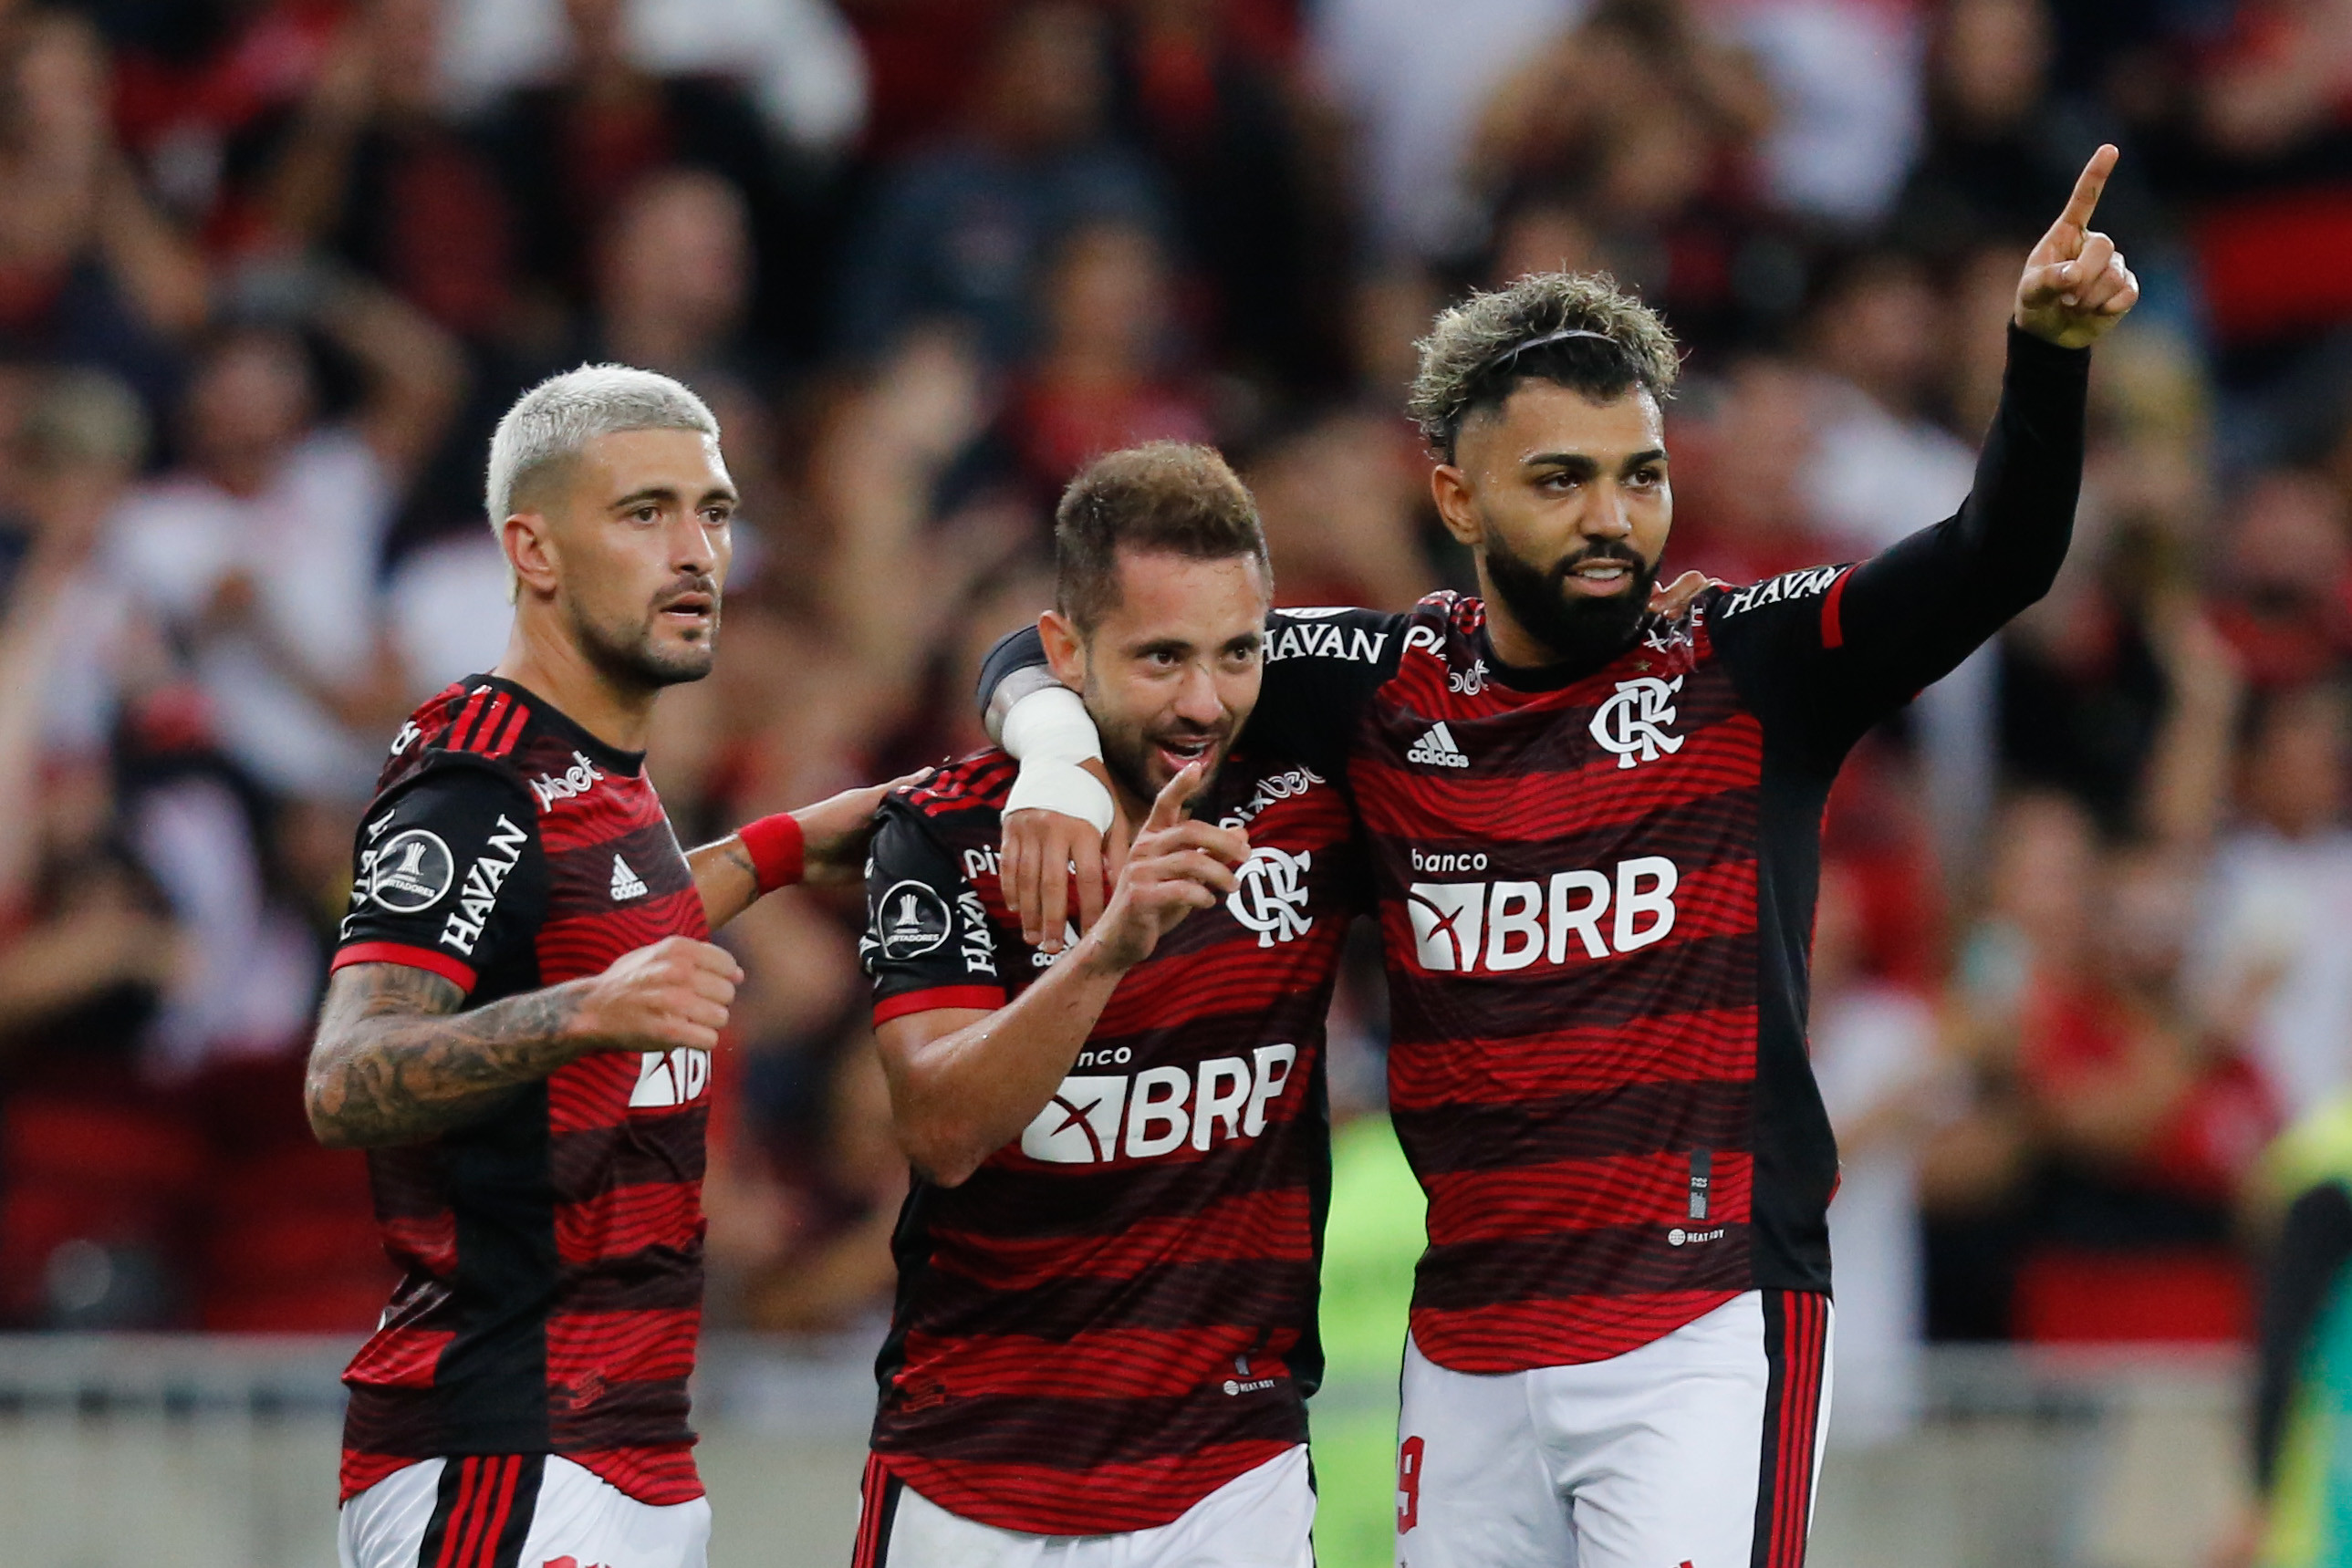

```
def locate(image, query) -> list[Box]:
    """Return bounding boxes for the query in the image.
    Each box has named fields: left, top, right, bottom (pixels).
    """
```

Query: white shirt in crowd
left=1308, top=0, right=1588, bottom=258
left=2192, top=827, right=2352, bottom=1121
left=108, top=427, right=395, bottom=802
left=1700, top=0, right=1926, bottom=227
left=436, top=0, right=869, bottom=152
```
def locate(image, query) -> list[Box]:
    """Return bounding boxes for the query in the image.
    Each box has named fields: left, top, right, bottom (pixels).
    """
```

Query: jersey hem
left=874, top=984, right=1007, bottom=1025
left=871, top=1438, right=1299, bottom=1537
left=330, top=940, right=478, bottom=994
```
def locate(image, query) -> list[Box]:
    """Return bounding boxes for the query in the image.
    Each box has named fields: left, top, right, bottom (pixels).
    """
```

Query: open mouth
left=1153, top=734, right=1217, bottom=775
left=658, top=591, right=715, bottom=625
left=1561, top=558, right=1637, bottom=597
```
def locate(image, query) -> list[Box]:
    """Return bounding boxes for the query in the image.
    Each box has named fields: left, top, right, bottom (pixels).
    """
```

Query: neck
left=493, top=609, right=659, bottom=753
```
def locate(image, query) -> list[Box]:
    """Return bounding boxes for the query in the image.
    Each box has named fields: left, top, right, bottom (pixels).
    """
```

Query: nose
left=1171, top=660, right=1225, bottom=727
left=670, top=509, right=720, bottom=576
left=1584, top=481, right=1632, bottom=540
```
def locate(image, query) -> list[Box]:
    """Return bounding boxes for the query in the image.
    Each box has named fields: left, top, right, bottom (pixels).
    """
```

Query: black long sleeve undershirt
left=978, top=326, right=2091, bottom=775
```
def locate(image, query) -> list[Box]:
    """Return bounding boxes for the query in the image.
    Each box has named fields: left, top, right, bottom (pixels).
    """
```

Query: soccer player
left=980, top=150, right=2138, bottom=1565
left=854, top=443, right=1364, bottom=1567
left=308, top=366, right=906, bottom=1568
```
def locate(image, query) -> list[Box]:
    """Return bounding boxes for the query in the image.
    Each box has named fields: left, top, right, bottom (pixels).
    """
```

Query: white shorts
left=853, top=1444, right=1316, bottom=1568
left=1395, top=1291, right=1833, bottom=1568
left=338, top=1454, right=712, bottom=1568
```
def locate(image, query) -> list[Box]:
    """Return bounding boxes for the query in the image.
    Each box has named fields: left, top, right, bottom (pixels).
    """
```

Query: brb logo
left=1589, top=675, right=1684, bottom=769
left=1406, top=857, right=1678, bottom=972
left=1226, top=846, right=1313, bottom=948
left=1020, top=1044, right=1298, bottom=1164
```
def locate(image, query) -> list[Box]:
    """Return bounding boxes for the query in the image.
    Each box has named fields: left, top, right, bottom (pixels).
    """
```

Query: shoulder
left=1702, top=563, right=1856, bottom=627
left=1263, top=604, right=1411, bottom=669
left=878, top=750, right=1015, bottom=857
left=370, top=681, right=543, bottom=815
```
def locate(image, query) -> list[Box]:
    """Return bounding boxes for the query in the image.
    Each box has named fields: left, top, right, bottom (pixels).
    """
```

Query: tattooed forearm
left=687, top=836, right=761, bottom=931
left=304, top=963, right=590, bottom=1148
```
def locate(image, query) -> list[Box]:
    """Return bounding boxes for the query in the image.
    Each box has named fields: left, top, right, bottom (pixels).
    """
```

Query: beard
left=569, top=579, right=721, bottom=692
left=1482, top=530, right=1659, bottom=671
left=1094, top=707, right=1235, bottom=812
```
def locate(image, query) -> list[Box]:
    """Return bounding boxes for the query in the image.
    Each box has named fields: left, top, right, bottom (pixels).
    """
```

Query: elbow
left=897, top=1118, right=987, bottom=1189
left=304, top=1068, right=359, bottom=1150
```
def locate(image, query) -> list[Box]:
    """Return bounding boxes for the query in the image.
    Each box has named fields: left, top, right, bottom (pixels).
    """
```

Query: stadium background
left=0, top=0, right=2341, bottom=1562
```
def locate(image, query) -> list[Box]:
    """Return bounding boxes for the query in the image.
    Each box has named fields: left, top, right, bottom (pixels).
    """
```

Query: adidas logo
left=609, top=855, right=649, bottom=901
left=1406, top=722, right=1470, bottom=768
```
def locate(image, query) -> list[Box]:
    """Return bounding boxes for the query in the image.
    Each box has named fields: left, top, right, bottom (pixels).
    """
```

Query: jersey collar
left=460, top=673, right=647, bottom=777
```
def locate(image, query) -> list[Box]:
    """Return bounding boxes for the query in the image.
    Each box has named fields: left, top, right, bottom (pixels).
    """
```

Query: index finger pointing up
left=2053, top=144, right=2119, bottom=236
left=1145, top=763, right=1204, bottom=832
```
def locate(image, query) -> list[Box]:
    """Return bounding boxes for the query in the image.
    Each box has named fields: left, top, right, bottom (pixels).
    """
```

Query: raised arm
left=1711, top=148, right=2133, bottom=759
left=869, top=766, right=1243, bottom=1186
left=306, top=937, right=742, bottom=1147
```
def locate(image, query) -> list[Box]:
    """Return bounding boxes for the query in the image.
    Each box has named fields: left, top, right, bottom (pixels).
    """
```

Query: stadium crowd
left=0, top=0, right=2342, bottom=1432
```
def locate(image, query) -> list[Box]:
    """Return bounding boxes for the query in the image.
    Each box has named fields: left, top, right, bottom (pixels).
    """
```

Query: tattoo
left=304, top=963, right=586, bottom=1148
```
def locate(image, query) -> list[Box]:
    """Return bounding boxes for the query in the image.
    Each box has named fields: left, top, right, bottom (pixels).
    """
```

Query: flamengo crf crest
left=1590, top=675, right=1685, bottom=769
left=1225, top=846, right=1313, bottom=948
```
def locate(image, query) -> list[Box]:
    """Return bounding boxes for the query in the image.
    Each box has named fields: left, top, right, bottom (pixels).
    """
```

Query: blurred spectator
left=101, top=0, right=347, bottom=245
left=1666, top=355, right=1837, bottom=585
left=1941, top=791, right=2275, bottom=1343
left=2192, top=682, right=2352, bottom=1123
left=1889, top=0, right=2158, bottom=262
left=1250, top=410, right=1431, bottom=611
left=477, top=0, right=821, bottom=357
left=1108, top=0, right=1345, bottom=391
left=1811, top=860, right=1953, bottom=1444
left=2204, top=469, right=2352, bottom=689
left=259, top=0, right=528, bottom=349
left=0, top=11, right=209, bottom=421
left=440, top=0, right=869, bottom=156
left=1800, top=250, right=1992, bottom=855
left=835, top=0, right=1169, bottom=368
left=1308, top=0, right=1583, bottom=259
left=1701, top=0, right=1927, bottom=229
left=2190, top=0, right=2352, bottom=467
left=106, top=272, right=461, bottom=800
left=736, top=1035, right=906, bottom=1334
left=1466, top=0, right=1774, bottom=345
left=1005, top=221, right=1213, bottom=492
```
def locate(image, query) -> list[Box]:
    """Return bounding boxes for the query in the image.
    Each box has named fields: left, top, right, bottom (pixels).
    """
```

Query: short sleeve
left=860, top=805, right=1006, bottom=1027
left=332, top=765, right=543, bottom=996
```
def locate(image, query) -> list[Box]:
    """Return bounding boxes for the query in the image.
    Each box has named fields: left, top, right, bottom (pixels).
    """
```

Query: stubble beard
left=570, top=597, right=720, bottom=693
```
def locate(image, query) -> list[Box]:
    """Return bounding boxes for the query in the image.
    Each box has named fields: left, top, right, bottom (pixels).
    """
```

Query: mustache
left=651, top=574, right=720, bottom=609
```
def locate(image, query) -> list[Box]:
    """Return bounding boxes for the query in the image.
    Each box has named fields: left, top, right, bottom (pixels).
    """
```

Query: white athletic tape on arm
left=1001, top=687, right=1114, bottom=833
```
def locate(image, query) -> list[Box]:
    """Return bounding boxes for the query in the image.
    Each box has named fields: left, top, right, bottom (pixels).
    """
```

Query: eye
left=630, top=504, right=661, bottom=524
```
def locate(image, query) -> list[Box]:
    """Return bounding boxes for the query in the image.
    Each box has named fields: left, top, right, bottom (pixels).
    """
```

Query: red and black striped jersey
left=328, top=676, right=712, bottom=1505
left=859, top=747, right=1366, bottom=1535
left=980, top=327, right=2089, bottom=1375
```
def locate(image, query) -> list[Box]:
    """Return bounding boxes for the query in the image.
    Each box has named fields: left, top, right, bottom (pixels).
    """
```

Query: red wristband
left=740, top=813, right=805, bottom=893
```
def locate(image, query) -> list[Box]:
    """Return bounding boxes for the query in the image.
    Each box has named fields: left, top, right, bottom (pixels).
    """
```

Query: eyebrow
left=609, top=483, right=740, bottom=512
left=1521, top=448, right=1668, bottom=474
